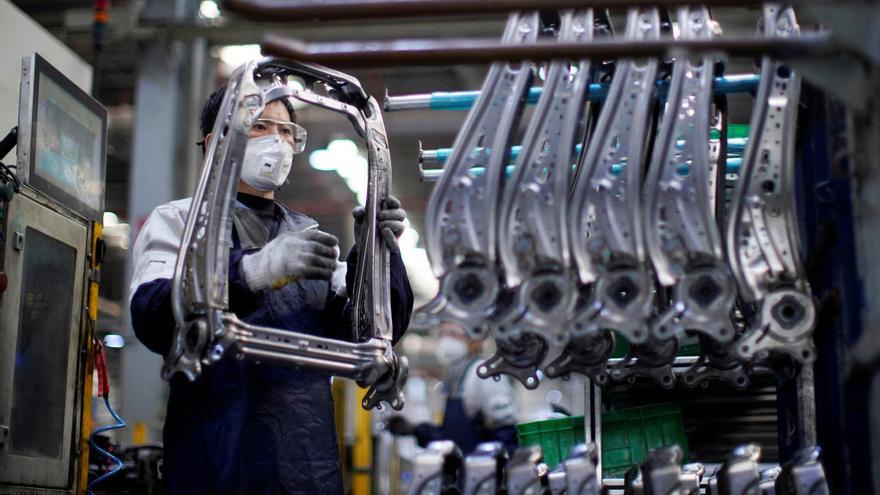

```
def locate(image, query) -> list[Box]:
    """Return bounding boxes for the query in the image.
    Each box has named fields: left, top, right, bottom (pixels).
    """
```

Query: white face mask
left=435, top=336, right=469, bottom=366
left=240, top=135, right=295, bottom=192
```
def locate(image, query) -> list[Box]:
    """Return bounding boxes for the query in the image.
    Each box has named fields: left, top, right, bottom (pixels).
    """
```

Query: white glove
left=352, top=195, right=407, bottom=249
left=240, top=229, right=339, bottom=291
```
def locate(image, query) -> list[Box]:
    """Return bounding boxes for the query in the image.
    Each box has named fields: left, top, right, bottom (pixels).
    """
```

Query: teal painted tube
left=421, top=137, right=748, bottom=166
left=389, top=74, right=760, bottom=112
left=420, top=157, right=743, bottom=182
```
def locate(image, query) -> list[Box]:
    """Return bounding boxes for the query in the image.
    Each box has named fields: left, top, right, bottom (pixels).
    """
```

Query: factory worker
left=386, top=324, right=519, bottom=455
left=128, top=82, right=414, bottom=495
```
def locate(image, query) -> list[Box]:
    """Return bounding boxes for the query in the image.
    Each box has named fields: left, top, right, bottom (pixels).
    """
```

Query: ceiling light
left=103, top=334, right=126, bottom=349
left=199, top=0, right=221, bottom=19
left=217, top=44, right=261, bottom=76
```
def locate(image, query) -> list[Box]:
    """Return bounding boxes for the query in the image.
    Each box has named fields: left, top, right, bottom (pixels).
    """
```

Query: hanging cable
left=88, top=337, right=127, bottom=495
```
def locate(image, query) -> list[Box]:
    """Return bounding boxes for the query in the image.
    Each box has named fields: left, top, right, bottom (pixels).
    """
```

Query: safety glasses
left=254, top=118, right=308, bottom=154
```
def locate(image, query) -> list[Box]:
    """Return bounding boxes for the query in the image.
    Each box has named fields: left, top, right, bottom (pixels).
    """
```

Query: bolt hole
left=776, top=65, right=792, bottom=79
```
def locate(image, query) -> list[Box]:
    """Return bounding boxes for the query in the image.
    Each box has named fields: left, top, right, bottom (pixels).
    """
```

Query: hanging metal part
left=726, top=4, right=816, bottom=365
left=568, top=7, right=661, bottom=346
left=408, top=441, right=464, bottom=495
left=506, top=446, right=548, bottom=495
left=544, top=329, right=615, bottom=385
left=681, top=463, right=706, bottom=495
left=412, top=12, right=540, bottom=339
left=774, top=447, right=829, bottom=495
left=624, top=463, right=645, bottom=495
left=715, top=443, right=762, bottom=495
left=476, top=329, right=548, bottom=389
left=563, top=443, right=601, bottom=495
left=548, top=467, right=568, bottom=495
left=759, top=467, right=782, bottom=495
left=644, top=6, right=737, bottom=345
left=165, top=58, right=407, bottom=411
left=463, top=442, right=508, bottom=495
left=681, top=335, right=751, bottom=389
left=610, top=335, right=679, bottom=388
left=481, top=9, right=594, bottom=388
left=640, top=445, right=684, bottom=495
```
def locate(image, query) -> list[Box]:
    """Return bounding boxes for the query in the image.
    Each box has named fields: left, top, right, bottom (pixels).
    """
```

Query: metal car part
left=681, top=463, right=706, bottom=495
left=644, top=7, right=737, bottom=345
left=725, top=4, right=816, bottom=364
left=548, top=467, right=567, bottom=495
left=534, top=11, right=617, bottom=387
left=479, top=9, right=595, bottom=388
left=412, top=11, right=540, bottom=340
left=609, top=335, right=679, bottom=388
left=759, top=466, right=781, bottom=495
left=165, top=58, right=406, bottom=410
left=774, top=447, right=829, bottom=495
left=681, top=335, right=751, bottom=389
left=544, top=329, right=615, bottom=386
left=506, top=446, right=547, bottom=495
left=624, top=464, right=645, bottom=495
left=639, top=445, right=684, bottom=495
left=463, top=442, right=508, bottom=495
left=408, top=440, right=464, bottom=495
left=716, top=444, right=762, bottom=495
left=563, top=443, right=601, bottom=495
left=567, top=7, right=661, bottom=345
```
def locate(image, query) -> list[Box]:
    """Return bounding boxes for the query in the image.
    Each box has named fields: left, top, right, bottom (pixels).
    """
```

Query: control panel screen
left=20, top=53, right=107, bottom=220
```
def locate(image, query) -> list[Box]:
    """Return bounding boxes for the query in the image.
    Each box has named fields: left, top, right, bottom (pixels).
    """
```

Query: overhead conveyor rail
left=223, top=0, right=838, bottom=21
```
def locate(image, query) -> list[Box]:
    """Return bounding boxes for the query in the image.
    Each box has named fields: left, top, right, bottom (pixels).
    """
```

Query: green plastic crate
left=516, top=415, right=585, bottom=469
left=611, top=333, right=700, bottom=358
left=601, top=403, right=689, bottom=476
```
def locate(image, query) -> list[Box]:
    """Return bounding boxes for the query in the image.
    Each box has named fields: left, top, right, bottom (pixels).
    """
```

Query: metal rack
left=224, top=1, right=878, bottom=492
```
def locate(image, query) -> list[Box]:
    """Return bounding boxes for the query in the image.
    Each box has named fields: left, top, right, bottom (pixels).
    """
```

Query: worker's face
left=435, top=325, right=470, bottom=365
left=250, top=101, right=306, bottom=152
left=237, top=100, right=305, bottom=196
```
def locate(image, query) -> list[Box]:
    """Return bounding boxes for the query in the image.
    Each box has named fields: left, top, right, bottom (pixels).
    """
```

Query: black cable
left=0, top=126, right=17, bottom=162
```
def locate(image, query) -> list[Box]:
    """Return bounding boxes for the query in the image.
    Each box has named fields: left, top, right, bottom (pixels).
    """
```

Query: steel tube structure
left=420, top=138, right=747, bottom=165
left=386, top=74, right=761, bottom=111
left=261, top=32, right=834, bottom=68
left=224, top=0, right=833, bottom=22
left=419, top=158, right=744, bottom=183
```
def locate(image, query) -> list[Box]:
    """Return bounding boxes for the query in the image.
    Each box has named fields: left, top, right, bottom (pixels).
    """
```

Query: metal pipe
left=420, top=157, right=743, bottom=182
left=262, top=32, right=834, bottom=68
left=420, top=138, right=748, bottom=165
left=386, top=74, right=760, bottom=111
left=224, top=0, right=820, bottom=22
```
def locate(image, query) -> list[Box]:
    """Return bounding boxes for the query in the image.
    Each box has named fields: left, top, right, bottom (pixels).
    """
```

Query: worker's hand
left=352, top=195, right=407, bottom=250
left=240, top=229, right=339, bottom=292
left=385, top=415, right=417, bottom=436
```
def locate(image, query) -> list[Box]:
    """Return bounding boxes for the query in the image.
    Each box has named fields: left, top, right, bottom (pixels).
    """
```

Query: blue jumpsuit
left=130, top=193, right=414, bottom=494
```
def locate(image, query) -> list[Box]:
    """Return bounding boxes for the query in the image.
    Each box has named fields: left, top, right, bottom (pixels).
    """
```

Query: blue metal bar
left=421, top=138, right=748, bottom=165
left=420, top=157, right=742, bottom=182
left=387, top=74, right=760, bottom=112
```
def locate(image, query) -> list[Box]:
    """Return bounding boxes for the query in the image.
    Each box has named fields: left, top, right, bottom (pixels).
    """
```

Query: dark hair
left=200, top=85, right=227, bottom=138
